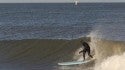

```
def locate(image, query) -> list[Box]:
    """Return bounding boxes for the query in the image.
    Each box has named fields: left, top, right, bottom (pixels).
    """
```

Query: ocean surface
left=0, top=3, right=125, bottom=70
left=0, top=3, right=125, bottom=41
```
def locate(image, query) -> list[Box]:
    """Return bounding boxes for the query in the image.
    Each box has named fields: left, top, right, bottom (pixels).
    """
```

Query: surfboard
left=58, top=59, right=94, bottom=66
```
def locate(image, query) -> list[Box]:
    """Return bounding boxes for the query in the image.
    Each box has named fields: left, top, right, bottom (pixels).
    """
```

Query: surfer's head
left=80, top=37, right=91, bottom=43
left=80, top=40, right=87, bottom=43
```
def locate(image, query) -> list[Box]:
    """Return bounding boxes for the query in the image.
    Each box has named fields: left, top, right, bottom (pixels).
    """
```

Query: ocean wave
left=0, top=37, right=125, bottom=70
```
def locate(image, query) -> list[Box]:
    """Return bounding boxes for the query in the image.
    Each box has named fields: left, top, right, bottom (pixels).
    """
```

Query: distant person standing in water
left=79, top=40, right=93, bottom=60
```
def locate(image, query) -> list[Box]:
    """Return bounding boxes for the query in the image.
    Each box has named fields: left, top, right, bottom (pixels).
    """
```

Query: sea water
left=0, top=3, right=125, bottom=70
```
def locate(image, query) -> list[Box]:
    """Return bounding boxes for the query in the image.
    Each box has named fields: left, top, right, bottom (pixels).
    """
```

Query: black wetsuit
left=79, top=42, right=93, bottom=60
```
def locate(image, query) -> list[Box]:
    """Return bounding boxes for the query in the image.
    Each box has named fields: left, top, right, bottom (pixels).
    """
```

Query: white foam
left=95, top=53, right=125, bottom=70
left=73, top=47, right=84, bottom=61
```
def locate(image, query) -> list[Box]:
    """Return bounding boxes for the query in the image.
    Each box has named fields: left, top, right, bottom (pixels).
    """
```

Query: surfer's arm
left=79, top=50, right=83, bottom=54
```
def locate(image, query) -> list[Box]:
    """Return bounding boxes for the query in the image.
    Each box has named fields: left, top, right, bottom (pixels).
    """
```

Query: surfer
left=79, top=40, right=93, bottom=60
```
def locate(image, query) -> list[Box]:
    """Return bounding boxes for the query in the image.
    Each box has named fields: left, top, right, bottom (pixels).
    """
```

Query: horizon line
left=0, top=2, right=125, bottom=3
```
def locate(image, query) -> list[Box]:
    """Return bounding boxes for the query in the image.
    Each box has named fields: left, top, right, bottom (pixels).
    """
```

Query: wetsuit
left=79, top=42, right=93, bottom=60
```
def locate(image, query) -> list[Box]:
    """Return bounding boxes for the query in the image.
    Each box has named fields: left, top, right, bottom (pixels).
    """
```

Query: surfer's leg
left=83, top=50, right=86, bottom=60
left=87, top=50, right=93, bottom=58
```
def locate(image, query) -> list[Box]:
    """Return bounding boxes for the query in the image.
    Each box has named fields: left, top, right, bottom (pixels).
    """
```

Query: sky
left=0, top=0, right=125, bottom=3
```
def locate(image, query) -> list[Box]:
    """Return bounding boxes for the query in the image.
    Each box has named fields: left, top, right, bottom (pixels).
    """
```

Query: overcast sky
left=0, top=0, right=125, bottom=3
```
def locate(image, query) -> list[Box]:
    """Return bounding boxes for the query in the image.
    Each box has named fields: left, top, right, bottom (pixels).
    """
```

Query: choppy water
left=0, top=3, right=125, bottom=41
